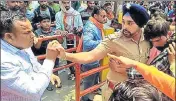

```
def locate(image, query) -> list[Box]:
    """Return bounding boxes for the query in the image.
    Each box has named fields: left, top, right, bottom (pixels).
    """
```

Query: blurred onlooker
left=48, top=1, right=61, bottom=13
left=6, top=1, right=21, bottom=11
left=80, top=1, right=95, bottom=25
left=103, top=2, right=114, bottom=27
left=32, top=1, right=55, bottom=30
left=18, top=1, right=34, bottom=22
left=110, top=18, right=122, bottom=32
left=55, top=1, right=83, bottom=80
left=32, top=14, right=56, bottom=56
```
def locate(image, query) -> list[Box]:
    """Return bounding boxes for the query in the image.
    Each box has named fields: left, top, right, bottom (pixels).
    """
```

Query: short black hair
left=91, top=6, right=105, bottom=17
left=0, top=10, right=26, bottom=39
left=87, top=1, right=94, bottom=4
left=150, top=8, right=167, bottom=19
left=38, top=14, right=51, bottom=22
left=144, top=17, right=170, bottom=41
left=103, top=2, right=111, bottom=7
left=109, top=80, right=162, bottom=101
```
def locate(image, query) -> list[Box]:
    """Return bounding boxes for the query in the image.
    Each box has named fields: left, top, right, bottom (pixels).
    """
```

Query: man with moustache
left=80, top=1, right=95, bottom=25
left=6, top=1, right=21, bottom=11
left=55, top=3, right=150, bottom=101
left=1, top=11, right=61, bottom=101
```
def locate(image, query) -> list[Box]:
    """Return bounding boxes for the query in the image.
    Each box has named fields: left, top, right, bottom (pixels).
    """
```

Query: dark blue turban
left=123, top=3, right=150, bottom=28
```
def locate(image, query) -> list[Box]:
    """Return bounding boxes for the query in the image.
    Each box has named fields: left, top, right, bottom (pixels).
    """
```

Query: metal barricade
left=36, top=34, right=109, bottom=101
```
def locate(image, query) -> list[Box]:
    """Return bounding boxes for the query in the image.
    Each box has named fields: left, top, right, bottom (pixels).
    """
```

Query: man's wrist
left=61, top=53, right=67, bottom=60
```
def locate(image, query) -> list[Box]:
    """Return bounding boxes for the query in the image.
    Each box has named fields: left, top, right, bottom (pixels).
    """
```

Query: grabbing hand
left=107, top=54, right=137, bottom=69
left=167, top=42, right=175, bottom=64
left=109, top=58, right=126, bottom=74
left=46, top=40, right=60, bottom=62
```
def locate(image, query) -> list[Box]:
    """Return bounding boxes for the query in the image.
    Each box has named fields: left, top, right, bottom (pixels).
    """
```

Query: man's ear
left=4, top=33, right=16, bottom=42
left=94, top=14, right=98, bottom=19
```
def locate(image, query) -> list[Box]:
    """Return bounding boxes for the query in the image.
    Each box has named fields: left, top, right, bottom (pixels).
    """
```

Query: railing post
left=75, top=63, right=81, bottom=101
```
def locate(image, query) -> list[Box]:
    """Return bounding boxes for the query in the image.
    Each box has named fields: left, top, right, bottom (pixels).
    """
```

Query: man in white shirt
left=1, top=10, right=61, bottom=101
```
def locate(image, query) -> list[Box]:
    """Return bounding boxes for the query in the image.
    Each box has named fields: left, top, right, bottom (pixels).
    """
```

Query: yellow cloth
left=170, top=62, right=175, bottom=77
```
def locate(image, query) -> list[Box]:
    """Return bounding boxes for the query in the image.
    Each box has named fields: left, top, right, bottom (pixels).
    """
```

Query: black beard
left=10, top=6, right=20, bottom=11
left=41, top=5, right=47, bottom=9
left=122, top=29, right=133, bottom=38
left=65, top=6, right=70, bottom=10
left=88, top=6, right=94, bottom=10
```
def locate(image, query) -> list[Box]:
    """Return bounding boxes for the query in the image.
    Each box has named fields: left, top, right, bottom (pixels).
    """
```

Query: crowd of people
left=0, top=1, right=175, bottom=101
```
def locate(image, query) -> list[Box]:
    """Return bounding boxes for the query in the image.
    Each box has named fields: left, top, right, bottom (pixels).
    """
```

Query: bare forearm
left=65, top=52, right=97, bottom=64
left=34, top=41, right=42, bottom=49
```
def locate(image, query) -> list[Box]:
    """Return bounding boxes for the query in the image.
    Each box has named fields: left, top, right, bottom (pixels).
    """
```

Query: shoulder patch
left=104, top=32, right=122, bottom=41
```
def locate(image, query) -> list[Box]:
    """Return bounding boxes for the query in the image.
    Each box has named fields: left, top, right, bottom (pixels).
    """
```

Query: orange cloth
left=107, top=12, right=114, bottom=20
left=89, top=17, right=104, bottom=39
left=63, top=14, right=68, bottom=31
left=134, top=62, right=176, bottom=101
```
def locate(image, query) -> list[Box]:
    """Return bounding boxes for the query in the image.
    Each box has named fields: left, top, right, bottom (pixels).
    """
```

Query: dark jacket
left=32, top=6, right=55, bottom=30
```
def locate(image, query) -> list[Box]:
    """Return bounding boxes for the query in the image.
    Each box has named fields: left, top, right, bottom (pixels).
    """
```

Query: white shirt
left=1, top=40, right=54, bottom=101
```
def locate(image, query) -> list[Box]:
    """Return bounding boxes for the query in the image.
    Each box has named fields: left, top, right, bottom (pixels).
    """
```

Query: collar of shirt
left=1, top=39, right=21, bottom=54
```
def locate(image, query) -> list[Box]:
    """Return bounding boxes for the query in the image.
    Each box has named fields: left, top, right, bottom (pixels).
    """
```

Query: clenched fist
left=46, top=40, right=60, bottom=62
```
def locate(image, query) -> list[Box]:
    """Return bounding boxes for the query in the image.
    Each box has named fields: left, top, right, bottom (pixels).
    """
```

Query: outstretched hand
left=107, top=54, right=137, bottom=69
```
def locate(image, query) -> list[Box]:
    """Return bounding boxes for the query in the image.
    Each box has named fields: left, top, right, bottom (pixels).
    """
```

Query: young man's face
left=62, top=1, right=70, bottom=11
left=9, top=19, right=35, bottom=49
left=39, top=1, right=48, bottom=9
left=150, top=36, right=168, bottom=51
left=94, top=10, right=107, bottom=24
left=105, top=5, right=112, bottom=13
left=122, top=15, right=140, bottom=38
left=40, top=19, right=51, bottom=30
left=87, top=1, right=95, bottom=10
